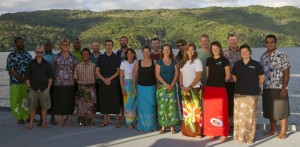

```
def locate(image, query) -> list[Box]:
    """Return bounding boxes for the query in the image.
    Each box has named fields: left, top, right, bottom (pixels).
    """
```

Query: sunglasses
left=177, top=44, right=184, bottom=47
left=36, top=51, right=44, bottom=54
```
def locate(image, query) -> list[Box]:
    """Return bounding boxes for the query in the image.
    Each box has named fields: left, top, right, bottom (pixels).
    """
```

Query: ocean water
left=1, top=47, right=299, bottom=124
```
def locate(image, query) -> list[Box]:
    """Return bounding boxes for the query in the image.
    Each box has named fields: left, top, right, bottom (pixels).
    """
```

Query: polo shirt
left=232, top=59, right=264, bottom=95
left=25, top=58, right=52, bottom=91
left=96, top=52, right=121, bottom=78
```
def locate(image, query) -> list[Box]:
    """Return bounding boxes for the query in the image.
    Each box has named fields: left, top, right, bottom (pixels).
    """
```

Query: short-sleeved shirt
left=71, top=49, right=83, bottom=62
left=180, top=58, right=203, bottom=88
left=6, top=50, right=33, bottom=84
left=206, top=56, right=230, bottom=87
left=150, top=53, right=160, bottom=61
left=43, top=52, right=56, bottom=65
left=117, top=49, right=126, bottom=62
left=53, top=52, right=79, bottom=86
left=198, top=50, right=211, bottom=84
left=224, top=47, right=242, bottom=82
left=25, top=58, right=53, bottom=91
left=260, top=50, right=291, bottom=89
left=156, top=59, right=177, bottom=84
left=120, top=60, right=137, bottom=79
left=96, top=52, right=121, bottom=78
left=74, top=61, right=96, bottom=85
left=232, top=59, right=264, bottom=95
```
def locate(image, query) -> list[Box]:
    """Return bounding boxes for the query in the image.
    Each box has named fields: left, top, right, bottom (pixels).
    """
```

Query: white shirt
left=120, top=60, right=137, bottom=79
left=180, top=58, right=203, bottom=88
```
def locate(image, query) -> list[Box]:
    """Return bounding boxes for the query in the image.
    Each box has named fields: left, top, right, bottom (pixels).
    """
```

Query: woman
left=53, top=38, right=78, bottom=127
left=204, top=41, right=230, bottom=142
left=232, top=44, right=265, bottom=144
left=74, top=48, right=97, bottom=127
left=155, top=44, right=179, bottom=134
left=179, top=43, right=203, bottom=137
left=120, top=48, right=138, bottom=129
left=132, top=46, right=156, bottom=132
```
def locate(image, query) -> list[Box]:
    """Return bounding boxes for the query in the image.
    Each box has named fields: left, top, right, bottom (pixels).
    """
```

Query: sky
left=0, top=0, right=299, bottom=15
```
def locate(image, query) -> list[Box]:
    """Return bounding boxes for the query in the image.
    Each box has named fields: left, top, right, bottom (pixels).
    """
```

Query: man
left=6, top=37, right=33, bottom=124
left=260, top=34, right=291, bottom=139
left=116, top=36, right=129, bottom=122
left=175, top=39, right=186, bottom=62
left=96, top=40, right=121, bottom=128
left=91, top=41, right=101, bottom=64
left=150, top=38, right=161, bottom=61
left=117, top=36, right=129, bottom=62
left=198, top=34, right=211, bottom=85
left=224, top=33, right=241, bottom=132
left=74, top=48, right=97, bottom=126
left=35, top=40, right=57, bottom=126
left=25, top=46, right=52, bottom=129
left=175, top=39, right=187, bottom=116
left=72, top=38, right=83, bottom=62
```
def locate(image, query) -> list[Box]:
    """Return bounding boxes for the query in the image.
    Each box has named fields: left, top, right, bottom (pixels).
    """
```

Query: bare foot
left=277, top=132, right=286, bottom=139
left=28, top=123, right=33, bottom=130
left=219, top=136, right=227, bottom=142
left=209, top=136, right=217, bottom=140
left=42, top=123, right=48, bottom=129
left=264, top=130, right=276, bottom=136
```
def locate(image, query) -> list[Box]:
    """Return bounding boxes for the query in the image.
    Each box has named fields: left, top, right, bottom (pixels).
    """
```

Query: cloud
left=0, top=0, right=299, bottom=14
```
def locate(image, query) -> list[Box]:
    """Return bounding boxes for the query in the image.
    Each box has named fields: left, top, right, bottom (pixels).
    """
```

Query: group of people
left=6, top=33, right=290, bottom=144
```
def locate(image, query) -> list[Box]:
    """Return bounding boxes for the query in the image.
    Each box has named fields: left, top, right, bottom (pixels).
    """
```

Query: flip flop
left=159, top=130, right=165, bottom=134
left=170, top=130, right=176, bottom=134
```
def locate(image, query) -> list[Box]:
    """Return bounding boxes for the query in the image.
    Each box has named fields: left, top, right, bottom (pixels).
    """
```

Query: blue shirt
left=43, top=52, right=56, bottom=65
left=156, top=59, right=177, bottom=84
left=6, top=50, right=33, bottom=84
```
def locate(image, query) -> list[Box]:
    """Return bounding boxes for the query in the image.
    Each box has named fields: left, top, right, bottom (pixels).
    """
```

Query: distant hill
left=0, top=6, right=299, bottom=51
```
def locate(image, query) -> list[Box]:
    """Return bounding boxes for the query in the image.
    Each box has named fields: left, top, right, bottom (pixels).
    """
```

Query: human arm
left=132, top=62, right=139, bottom=96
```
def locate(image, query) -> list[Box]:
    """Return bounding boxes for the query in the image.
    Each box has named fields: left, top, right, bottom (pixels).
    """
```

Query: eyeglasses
left=36, top=51, right=44, bottom=54
left=177, top=44, right=184, bottom=47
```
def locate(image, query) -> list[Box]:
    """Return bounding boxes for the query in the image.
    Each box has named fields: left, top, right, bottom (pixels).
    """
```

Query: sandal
left=159, top=130, right=165, bottom=134
left=170, top=130, right=176, bottom=134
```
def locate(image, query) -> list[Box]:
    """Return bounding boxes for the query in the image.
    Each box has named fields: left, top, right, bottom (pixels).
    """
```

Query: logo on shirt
left=210, top=118, right=223, bottom=127
left=216, top=61, right=222, bottom=65
left=248, top=66, right=255, bottom=69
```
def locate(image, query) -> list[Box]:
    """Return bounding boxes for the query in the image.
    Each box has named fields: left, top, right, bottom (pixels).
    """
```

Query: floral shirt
left=224, top=47, right=242, bottom=82
left=53, top=52, right=78, bottom=86
left=260, top=50, right=291, bottom=89
left=6, top=50, right=33, bottom=84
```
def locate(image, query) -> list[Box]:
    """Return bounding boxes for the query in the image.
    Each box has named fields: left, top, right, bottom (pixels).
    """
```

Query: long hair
left=160, top=44, right=174, bottom=59
left=180, top=43, right=198, bottom=68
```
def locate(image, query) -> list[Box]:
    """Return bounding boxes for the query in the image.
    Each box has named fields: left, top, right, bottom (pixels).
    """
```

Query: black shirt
left=232, top=59, right=264, bottom=95
left=138, top=60, right=156, bottom=86
left=205, top=56, right=230, bottom=87
left=96, top=52, right=121, bottom=79
left=25, top=58, right=52, bottom=91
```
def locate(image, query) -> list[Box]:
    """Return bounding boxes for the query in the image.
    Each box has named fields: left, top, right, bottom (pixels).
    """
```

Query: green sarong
left=9, top=84, right=29, bottom=120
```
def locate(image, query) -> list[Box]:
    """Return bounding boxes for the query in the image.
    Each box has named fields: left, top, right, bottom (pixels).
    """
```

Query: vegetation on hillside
left=0, top=6, right=299, bottom=51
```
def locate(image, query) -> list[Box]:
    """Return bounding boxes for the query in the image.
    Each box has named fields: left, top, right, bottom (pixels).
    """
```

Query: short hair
left=119, top=36, right=128, bottom=41
left=59, top=38, right=71, bottom=46
left=73, top=38, right=80, bottom=43
left=176, top=39, right=187, bottom=45
left=200, top=34, right=210, bottom=41
left=35, top=46, right=44, bottom=51
left=91, top=41, right=100, bottom=46
left=105, top=39, right=114, bottom=46
left=161, top=44, right=174, bottom=59
left=124, top=48, right=137, bottom=61
left=14, top=37, right=24, bottom=44
left=81, top=47, right=91, bottom=55
left=239, top=44, right=252, bottom=54
left=210, top=41, right=224, bottom=57
left=265, top=34, right=277, bottom=43
left=142, top=45, right=151, bottom=52
left=151, top=37, right=159, bottom=43
left=228, top=32, right=238, bottom=39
